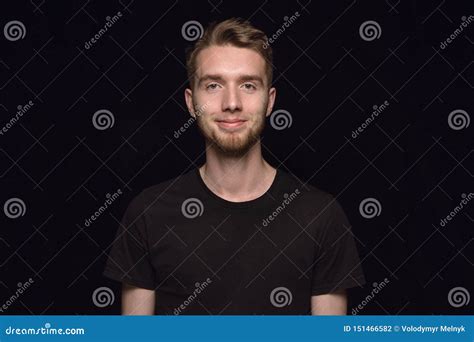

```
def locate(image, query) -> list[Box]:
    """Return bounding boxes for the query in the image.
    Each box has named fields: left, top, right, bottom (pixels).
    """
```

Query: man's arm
left=121, top=283, right=155, bottom=315
left=311, top=290, right=347, bottom=315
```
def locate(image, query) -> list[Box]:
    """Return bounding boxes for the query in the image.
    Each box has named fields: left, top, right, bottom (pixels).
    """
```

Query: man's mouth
left=215, top=119, right=247, bottom=129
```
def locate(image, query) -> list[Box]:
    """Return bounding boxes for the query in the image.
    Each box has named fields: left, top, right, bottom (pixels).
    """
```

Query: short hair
left=185, top=18, right=273, bottom=89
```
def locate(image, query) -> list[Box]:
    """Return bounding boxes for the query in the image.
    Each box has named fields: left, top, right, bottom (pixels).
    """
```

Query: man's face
left=185, top=45, right=276, bottom=157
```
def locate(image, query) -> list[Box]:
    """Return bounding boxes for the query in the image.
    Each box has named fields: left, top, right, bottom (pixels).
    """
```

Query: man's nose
left=222, top=86, right=242, bottom=112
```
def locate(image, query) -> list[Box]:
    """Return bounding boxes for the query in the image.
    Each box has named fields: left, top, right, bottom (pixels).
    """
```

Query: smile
left=216, top=120, right=247, bottom=130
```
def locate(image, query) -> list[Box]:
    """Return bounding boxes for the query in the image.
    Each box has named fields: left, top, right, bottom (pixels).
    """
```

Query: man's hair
left=185, top=18, right=273, bottom=89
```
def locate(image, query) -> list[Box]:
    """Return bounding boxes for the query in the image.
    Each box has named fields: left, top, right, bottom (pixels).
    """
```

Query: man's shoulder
left=277, top=169, right=349, bottom=228
left=277, top=168, right=334, bottom=204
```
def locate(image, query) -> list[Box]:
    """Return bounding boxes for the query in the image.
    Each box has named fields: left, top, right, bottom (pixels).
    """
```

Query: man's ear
left=184, top=88, right=195, bottom=118
left=265, top=87, right=277, bottom=117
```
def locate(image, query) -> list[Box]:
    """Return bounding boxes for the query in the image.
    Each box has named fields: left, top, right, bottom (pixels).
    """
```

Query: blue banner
left=0, top=316, right=472, bottom=342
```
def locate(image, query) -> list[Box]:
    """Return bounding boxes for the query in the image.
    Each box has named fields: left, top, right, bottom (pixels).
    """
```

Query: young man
left=103, top=18, right=365, bottom=315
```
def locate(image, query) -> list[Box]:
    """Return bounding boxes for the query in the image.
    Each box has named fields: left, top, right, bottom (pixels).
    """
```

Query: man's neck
left=199, top=142, right=277, bottom=202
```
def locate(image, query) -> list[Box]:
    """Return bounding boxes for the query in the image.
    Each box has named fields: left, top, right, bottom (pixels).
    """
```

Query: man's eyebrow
left=198, top=74, right=224, bottom=85
left=197, top=74, right=264, bottom=85
left=238, top=74, right=264, bottom=84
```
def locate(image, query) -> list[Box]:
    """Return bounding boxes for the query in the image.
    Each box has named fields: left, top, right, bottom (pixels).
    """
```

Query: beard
left=195, top=109, right=266, bottom=158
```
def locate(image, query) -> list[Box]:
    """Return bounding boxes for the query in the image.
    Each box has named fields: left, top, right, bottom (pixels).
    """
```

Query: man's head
left=184, top=18, right=276, bottom=157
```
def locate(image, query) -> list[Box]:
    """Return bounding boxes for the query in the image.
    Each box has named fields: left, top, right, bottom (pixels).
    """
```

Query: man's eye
left=242, top=83, right=256, bottom=90
left=206, top=83, right=220, bottom=90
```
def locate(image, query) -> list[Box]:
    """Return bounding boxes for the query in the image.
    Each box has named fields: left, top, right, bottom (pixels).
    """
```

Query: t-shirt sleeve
left=103, top=193, right=157, bottom=290
left=311, top=195, right=366, bottom=296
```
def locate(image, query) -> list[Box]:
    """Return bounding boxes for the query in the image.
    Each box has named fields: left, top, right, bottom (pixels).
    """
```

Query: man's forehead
left=195, top=45, right=266, bottom=75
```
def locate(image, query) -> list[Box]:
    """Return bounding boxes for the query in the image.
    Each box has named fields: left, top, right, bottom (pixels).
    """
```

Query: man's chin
left=205, top=133, right=260, bottom=157
left=197, top=120, right=265, bottom=157
left=208, top=139, right=253, bottom=157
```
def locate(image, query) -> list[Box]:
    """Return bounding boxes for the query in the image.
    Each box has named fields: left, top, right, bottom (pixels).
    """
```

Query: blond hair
left=186, top=18, right=273, bottom=89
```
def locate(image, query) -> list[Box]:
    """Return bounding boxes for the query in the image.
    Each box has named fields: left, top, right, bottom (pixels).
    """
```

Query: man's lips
left=215, top=119, right=247, bottom=129
left=216, top=119, right=247, bottom=123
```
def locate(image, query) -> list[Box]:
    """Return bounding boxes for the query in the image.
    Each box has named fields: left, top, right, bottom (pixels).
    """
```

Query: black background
left=0, top=0, right=473, bottom=315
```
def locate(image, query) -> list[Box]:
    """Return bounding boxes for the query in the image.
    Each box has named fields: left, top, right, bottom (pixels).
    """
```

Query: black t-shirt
left=103, top=168, right=366, bottom=315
